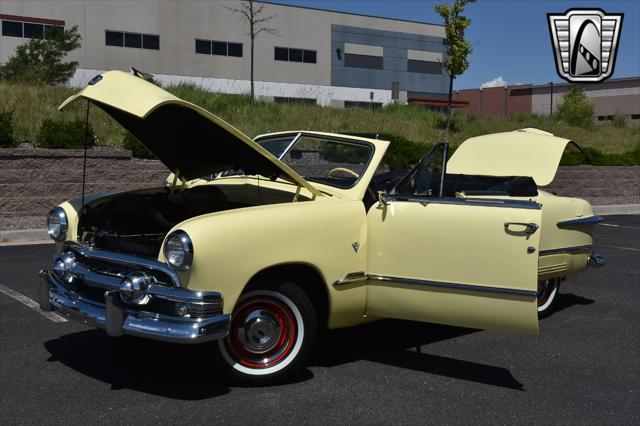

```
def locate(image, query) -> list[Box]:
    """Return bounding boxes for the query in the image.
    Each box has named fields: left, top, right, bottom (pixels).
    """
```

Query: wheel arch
left=242, top=262, right=330, bottom=330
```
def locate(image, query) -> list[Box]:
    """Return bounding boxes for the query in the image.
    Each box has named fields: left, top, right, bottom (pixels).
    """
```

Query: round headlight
left=163, top=230, right=193, bottom=271
left=47, top=207, right=68, bottom=242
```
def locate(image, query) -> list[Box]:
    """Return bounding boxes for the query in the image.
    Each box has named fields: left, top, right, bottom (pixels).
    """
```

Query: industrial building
left=0, top=0, right=449, bottom=107
left=450, top=77, right=640, bottom=123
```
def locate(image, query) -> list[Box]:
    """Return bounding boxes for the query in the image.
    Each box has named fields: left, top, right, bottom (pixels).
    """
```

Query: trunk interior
left=78, top=183, right=306, bottom=258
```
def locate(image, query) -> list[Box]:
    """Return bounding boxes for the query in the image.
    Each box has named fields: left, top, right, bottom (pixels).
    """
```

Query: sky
left=268, top=0, right=640, bottom=89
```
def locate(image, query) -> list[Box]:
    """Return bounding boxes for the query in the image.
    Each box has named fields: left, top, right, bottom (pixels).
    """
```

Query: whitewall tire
left=219, top=283, right=317, bottom=383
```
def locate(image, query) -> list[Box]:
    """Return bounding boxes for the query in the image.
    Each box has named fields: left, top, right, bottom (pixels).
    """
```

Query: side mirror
left=378, top=191, right=388, bottom=206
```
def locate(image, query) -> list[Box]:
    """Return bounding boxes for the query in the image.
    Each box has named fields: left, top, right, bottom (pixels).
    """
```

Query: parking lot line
left=599, top=223, right=640, bottom=231
left=0, top=283, right=67, bottom=323
left=596, top=244, right=640, bottom=253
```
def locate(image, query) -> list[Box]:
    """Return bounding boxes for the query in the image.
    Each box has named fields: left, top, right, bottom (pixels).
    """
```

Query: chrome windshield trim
left=384, top=195, right=542, bottom=210
left=65, top=242, right=181, bottom=287
left=539, top=245, right=593, bottom=256
left=278, top=132, right=302, bottom=160
left=557, top=215, right=604, bottom=227
left=367, top=274, right=537, bottom=298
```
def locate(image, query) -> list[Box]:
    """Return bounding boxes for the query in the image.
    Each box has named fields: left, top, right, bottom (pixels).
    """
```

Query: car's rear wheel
left=537, top=278, right=560, bottom=317
left=218, top=282, right=317, bottom=384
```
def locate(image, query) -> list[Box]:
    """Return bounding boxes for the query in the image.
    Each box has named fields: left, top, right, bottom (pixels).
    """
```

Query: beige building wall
left=1, top=0, right=443, bottom=86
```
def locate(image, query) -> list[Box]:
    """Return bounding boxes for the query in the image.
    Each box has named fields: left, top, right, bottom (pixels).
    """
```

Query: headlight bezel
left=47, top=207, right=68, bottom=242
left=163, top=230, right=194, bottom=271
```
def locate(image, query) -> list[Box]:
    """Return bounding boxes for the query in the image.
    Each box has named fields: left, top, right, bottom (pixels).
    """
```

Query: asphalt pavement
left=1, top=215, right=639, bottom=424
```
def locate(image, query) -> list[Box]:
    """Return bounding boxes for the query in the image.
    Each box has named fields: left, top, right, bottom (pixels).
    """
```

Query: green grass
left=1, top=82, right=638, bottom=163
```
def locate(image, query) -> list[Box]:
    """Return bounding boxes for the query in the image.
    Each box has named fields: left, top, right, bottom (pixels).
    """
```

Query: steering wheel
left=327, top=167, right=360, bottom=179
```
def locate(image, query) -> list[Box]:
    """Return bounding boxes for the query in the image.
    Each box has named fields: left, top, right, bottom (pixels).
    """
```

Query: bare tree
left=224, top=0, right=280, bottom=102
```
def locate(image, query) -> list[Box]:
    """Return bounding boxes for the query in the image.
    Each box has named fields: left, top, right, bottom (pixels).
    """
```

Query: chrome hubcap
left=239, top=310, right=280, bottom=354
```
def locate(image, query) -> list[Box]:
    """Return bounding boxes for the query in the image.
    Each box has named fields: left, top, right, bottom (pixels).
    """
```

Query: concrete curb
left=1, top=205, right=638, bottom=246
left=0, top=229, right=52, bottom=246
left=592, top=204, right=640, bottom=216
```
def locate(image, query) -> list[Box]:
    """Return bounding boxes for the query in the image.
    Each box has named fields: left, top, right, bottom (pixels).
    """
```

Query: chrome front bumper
left=39, top=267, right=230, bottom=344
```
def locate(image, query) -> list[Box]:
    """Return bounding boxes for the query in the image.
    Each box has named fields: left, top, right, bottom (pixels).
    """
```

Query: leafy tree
left=556, top=87, right=595, bottom=127
left=224, top=1, right=280, bottom=102
left=435, top=0, right=475, bottom=131
left=0, top=25, right=82, bottom=85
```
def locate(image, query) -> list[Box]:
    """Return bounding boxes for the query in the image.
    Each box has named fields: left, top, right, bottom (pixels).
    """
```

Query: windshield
left=255, top=133, right=375, bottom=189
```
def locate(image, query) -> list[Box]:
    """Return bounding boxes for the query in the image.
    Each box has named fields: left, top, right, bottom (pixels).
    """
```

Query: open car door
left=366, top=144, right=540, bottom=334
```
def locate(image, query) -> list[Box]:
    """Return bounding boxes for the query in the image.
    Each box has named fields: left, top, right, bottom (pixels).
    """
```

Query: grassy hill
left=1, top=82, right=638, bottom=163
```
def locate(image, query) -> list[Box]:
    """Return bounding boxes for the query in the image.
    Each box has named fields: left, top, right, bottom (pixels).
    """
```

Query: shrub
left=0, top=110, right=17, bottom=148
left=122, top=131, right=155, bottom=159
left=35, top=118, right=96, bottom=149
left=556, top=87, right=594, bottom=127
left=378, top=133, right=430, bottom=170
left=611, top=114, right=628, bottom=128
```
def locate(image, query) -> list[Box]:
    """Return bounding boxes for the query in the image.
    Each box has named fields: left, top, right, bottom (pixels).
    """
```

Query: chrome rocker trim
left=367, top=274, right=538, bottom=298
left=39, top=269, right=230, bottom=344
left=538, top=244, right=593, bottom=256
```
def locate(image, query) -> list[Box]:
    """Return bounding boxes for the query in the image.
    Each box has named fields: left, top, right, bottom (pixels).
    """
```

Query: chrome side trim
left=367, top=274, right=537, bottom=298
left=333, top=271, right=367, bottom=287
left=65, top=242, right=181, bottom=287
left=384, top=195, right=542, bottom=210
left=539, top=245, right=592, bottom=256
left=557, top=215, right=604, bottom=227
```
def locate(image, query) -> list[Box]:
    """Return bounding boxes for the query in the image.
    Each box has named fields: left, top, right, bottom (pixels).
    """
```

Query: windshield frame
left=254, top=131, right=377, bottom=190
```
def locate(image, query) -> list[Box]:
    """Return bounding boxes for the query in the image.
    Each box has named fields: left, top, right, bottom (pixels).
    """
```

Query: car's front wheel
left=537, top=278, right=560, bottom=317
left=218, top=282, right=317, bottom=384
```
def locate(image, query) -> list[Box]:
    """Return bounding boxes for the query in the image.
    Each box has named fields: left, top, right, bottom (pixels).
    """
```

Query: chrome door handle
left=504, top=222, right=539, bottom=235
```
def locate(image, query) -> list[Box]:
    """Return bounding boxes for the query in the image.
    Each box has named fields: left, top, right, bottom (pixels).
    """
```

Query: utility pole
left=549, top=81, right=554, bottom=116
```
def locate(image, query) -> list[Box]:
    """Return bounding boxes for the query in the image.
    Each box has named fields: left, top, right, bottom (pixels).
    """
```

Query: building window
left=105, top=30, right=123, bottom=47
left=23, top=22, right=43, bottom=39
left=2, top=20, right=24, bottom=37
left=195, top=39, right=243, bottom=57
left=407, top=59, right=442, bottom=74
left=106, top=30, right=159, bottom=50
left=344, top=53, right=383, bottom=70
left=274, top=47, right=316, bottom=64
left=274, top=97, right=316, bottom=105
left=227, top=42, right=242, bottom=57
left=1, top=16, right=64, bottom=39
left=143, top=34, right=159, bottom=50
left=124, top=32, right=142, bottom=48
left=344, top=101, right=383, bottom=109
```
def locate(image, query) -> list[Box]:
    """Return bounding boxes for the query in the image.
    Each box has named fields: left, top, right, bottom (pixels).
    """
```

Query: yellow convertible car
left=39, top=71, right=603, bottom=383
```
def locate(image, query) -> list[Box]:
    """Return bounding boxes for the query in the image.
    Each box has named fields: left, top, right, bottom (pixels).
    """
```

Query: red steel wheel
left=219, top=287, right=314, bottom=378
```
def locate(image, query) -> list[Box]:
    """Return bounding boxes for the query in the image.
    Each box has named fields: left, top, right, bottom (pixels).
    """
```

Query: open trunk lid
left=446, top=128, right=573, bottom=186
left=59, top=70, right=321, bottom=197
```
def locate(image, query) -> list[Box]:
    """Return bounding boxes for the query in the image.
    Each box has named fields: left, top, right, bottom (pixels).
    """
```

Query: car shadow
left=312, top=320, right=524, bottom=391
left=543, top=292, right=595, bottom=318
left=44, top=330, right=312, bottom=400
left=46, top=319, right=533, bottom=399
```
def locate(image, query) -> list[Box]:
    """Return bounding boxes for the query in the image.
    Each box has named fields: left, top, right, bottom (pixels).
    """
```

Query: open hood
left=446, top=128, right=573, bottom=186
left=59, top=70, right=320, bottom=197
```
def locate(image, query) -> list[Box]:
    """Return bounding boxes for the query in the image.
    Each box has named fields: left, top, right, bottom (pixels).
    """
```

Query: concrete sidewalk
left=1, top=204, right=638, bottom=246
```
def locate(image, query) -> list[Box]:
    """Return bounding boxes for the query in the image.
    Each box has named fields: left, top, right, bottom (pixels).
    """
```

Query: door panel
left=366, top=198, right=541, bottom=335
